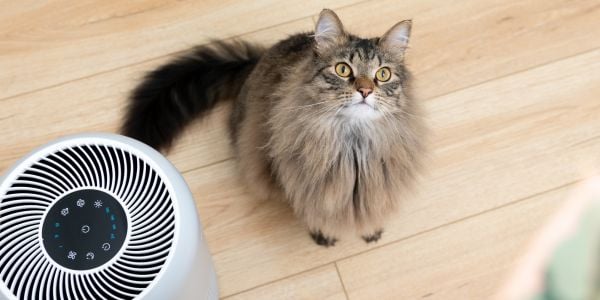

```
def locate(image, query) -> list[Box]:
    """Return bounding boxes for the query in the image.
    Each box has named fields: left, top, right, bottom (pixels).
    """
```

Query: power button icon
left=101, top=243, right=111, bottom=251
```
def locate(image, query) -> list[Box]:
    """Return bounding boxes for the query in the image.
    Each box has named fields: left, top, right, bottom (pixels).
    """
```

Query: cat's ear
left=380, top=20, right=412, bottom=58
left=314, top=9, right=346, bottom=52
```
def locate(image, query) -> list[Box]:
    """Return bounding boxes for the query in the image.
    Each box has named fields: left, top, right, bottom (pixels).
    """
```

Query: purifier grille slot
left=0, top=143, right=176, bottom=300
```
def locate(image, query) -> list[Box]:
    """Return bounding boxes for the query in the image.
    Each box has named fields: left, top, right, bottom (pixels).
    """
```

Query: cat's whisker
left=295, top=104, right=339, bottom=124
left=281, top=101, right=330, bottom=111
left=400, top=110, right=428, bottom=120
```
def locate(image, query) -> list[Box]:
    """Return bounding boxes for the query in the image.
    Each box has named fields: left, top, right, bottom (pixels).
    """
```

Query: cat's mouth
left=348, top=95, right=376, bottom=109
left=340, top=95, right=380, bottom=119
left=355, top=100, right=374, bottom=108
left=341, top=100, right=374, bottom=111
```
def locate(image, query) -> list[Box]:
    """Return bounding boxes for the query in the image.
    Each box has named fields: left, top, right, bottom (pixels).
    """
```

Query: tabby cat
left=122, top=9, right=426, bottom=246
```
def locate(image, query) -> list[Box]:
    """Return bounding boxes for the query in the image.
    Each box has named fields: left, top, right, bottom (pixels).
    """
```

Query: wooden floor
left=1, top=1, right=599, bottom=299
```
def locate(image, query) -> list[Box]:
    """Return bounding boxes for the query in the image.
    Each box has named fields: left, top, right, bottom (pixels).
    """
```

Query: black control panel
left=42, top=189, right=127, bottom=270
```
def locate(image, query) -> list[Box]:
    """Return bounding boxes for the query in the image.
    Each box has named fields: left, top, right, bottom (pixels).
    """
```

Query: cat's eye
left=335, top=63, right=352, bottom=78
left=375, top=67, right=392, bottom=82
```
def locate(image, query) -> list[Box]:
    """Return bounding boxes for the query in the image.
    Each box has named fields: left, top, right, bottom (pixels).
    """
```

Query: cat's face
left=305, top=9, right=412, bottom=121
left=311, top=37, right=409, bottom=120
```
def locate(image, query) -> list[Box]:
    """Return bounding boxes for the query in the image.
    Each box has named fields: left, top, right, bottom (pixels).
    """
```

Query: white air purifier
left=0, top=133, right=218, bottom=300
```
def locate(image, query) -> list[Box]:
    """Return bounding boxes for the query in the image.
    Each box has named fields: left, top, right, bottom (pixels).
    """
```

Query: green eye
left=335, top=63, right=352, bottom=77
left=376, top=67, right=391, bottom=82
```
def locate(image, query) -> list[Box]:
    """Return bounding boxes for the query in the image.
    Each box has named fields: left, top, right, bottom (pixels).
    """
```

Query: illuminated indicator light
left=112, top=224, right=116, bottom=230
left=110, top=233, right=115, bottom=240
left=54, top=234, right=59, bottom=239
left=110, top=215, right=115, bottom=221
left=105, top=207, right=110, bottom=214
left=54, top=222, right=60, bottom=228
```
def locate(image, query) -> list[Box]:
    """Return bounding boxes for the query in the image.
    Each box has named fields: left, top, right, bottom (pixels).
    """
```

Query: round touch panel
left=41, top=189, right=127, bottom=270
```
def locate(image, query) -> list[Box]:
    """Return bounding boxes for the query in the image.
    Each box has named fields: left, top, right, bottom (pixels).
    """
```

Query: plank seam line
left=421, top=47, right=599, bottom=102
left=181, top=157, right=233, bottom=175
left=220, top=264, right=340, bottom=299
left=335, top=262, right=351, bottom=300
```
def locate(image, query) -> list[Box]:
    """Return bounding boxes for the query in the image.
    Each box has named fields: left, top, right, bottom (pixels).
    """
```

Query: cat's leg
left=309, top=229, right=338, bottom=247
left=357, top=178, right=392, bottom=244
left=361, top=228, right=384, bottom=243
left=306, top=217, right=340, bottom=247
left=359, top=219, right=385, bottom=244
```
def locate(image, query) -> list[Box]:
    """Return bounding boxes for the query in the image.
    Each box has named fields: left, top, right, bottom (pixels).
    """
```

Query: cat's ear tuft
left=380, top=20, right=412, bottom=58
left=314, top=9, right=345, bottom=52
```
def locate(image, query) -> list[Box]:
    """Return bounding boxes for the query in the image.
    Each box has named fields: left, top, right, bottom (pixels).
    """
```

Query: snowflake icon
left=94, top=200, right=103, bottom=208
left=67, top=251, right=77, bottom=260
left=60, top=208, right=69, bottom=216
left=76, top=199, right=85, bottom=207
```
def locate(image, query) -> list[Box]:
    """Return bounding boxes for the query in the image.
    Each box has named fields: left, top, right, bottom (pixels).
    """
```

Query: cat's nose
left=358, top=87, right=372, bottom=98
left=354, top=77, right=375, bottom=98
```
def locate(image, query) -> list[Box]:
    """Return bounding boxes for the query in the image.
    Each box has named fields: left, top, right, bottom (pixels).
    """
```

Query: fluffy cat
left=122, top=9, right=426, bottom=246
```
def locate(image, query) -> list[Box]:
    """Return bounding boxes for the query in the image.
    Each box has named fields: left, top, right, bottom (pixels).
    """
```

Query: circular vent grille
left=0, top=142, right=176, bottom=300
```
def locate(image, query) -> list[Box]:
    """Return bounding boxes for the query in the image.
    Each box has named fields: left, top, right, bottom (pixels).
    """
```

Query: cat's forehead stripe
left=345, top=37, right=379, bottom=63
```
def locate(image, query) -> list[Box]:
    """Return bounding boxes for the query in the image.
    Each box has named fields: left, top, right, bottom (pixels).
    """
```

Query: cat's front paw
left=310, top=230, right=337, bottom=247
left=362, top=229, right=383, bottom=243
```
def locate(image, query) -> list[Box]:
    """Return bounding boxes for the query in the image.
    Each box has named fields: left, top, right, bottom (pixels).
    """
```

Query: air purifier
left=0, top=133, right=218, bottom=300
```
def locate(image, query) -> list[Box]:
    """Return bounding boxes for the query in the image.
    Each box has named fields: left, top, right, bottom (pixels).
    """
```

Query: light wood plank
left=0, top=0, right=362, bottom=99
left=336, top=183, right=572, bottom=299
left=224, top=265, right=347, bottom=300
left=188, top=50, right=600, bottom=296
